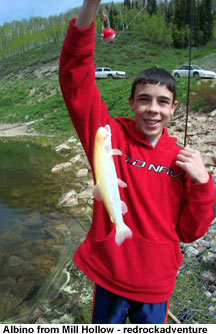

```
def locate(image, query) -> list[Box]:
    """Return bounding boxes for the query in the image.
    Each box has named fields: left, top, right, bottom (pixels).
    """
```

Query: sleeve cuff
left=63, top=18, right=95, bottom=55
left=189, top=173, right=216, bottom=201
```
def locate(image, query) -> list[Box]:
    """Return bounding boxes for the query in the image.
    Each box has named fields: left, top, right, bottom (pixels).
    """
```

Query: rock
left=76, top=168, right=88, bottom=178
left=7, top=256, right=25, bottom=267
left=70, top=154, right=81, bottom=164
left=210, top=286, right=216, bottom=293
left=66, top=197, right=79, bottom=206
left=58, top=190, right=78, bottom=207
left=51, top=314, right=75, bottom=324
left=3, top=256, right=34, bottom=280
left=35, top=317, right=50, bottom=324
left=54, top=143, right=71, bottom=154
left=55, top=224, right=68, bottom=234
left=41, top=68, right=50, bottom=75
left=29, top=306, right=46, bottom=323
left=196, top=116, right=207, bottom=122
left=0, top=277, right=19, bottom=296
left=66, top=137, right=77, bottom=144
left=208, top=305, right=216, bottom=313
left=211, top=154, right=216, bottom=164
left=24, top=212, right=43, bottom=226
left=0, top=292, right=20, bottom=320
left=202, top=253, right=216, bottom=263
left=51, top=162, right=72, bottom=173
left=77, top=188, right=93, bottom=199
left=184, top=245, right=199, bottom=257
left=49, top=65, right=58, bottom=73
left=209, top=109, right=216, bottom=117
left=204, top=135, right=216, bottom=145
left=86, top=179, right=94, bottom=187
left=204, top=291, right=212, bottom=299
left=200, top=271, right=216, bottom=284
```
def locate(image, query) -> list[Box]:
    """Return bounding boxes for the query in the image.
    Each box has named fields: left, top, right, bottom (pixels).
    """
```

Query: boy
left=59, top=0, right=215, bottom=324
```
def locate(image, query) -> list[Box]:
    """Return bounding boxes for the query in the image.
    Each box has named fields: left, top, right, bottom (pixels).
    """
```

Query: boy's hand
left=176, top=147, right=209, bottom=183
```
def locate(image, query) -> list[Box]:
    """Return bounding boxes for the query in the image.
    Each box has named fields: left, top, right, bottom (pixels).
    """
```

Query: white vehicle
left=95, top=66, right=126, bottom=79
left=172, top=65, right=216, bottom=79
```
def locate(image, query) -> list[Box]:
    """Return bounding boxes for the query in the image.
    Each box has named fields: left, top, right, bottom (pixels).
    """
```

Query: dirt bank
left=0, top=123, right=41, bottom=137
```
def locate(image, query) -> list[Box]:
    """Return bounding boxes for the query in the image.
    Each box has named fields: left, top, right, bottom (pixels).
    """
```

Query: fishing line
left=98, top=0, right=153, bottom=41
left=70, top=211, right=89, bottom=233
left=115, top=3, right=146, bottom=40
left=184, top=0, right=194, bottom=147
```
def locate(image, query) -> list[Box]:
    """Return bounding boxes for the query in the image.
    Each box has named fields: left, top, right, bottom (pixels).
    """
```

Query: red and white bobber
left=103, top=27, right=116, bottom=43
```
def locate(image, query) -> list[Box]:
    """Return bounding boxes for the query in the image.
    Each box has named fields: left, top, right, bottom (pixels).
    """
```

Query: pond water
left=0, top=141, right=91, bottom=323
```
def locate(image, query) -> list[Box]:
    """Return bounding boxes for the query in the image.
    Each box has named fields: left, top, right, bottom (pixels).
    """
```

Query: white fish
left=93, top=124, right=132, bottom=246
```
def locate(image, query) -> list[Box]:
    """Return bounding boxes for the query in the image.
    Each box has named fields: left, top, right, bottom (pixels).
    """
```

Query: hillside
left=0, top=26, right=216, bottom=139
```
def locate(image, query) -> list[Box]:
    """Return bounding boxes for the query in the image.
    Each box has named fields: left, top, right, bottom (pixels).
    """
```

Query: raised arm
left=76, top=0, right=101, bottom=28
left=59, top=0, right=114, bottom=168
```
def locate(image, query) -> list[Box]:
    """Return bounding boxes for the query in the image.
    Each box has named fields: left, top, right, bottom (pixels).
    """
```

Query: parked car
left=172, top=65, right=216, bottom=79
left=95, top=66, right=126, bottom=79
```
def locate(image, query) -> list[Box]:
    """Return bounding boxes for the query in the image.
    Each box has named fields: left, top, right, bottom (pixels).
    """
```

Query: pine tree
left=109, top=2, right=119, bottom=29
left=146, top=0, right=157, bottom=16
left=124, top=0, right=131, bottom=10
left=165, top=1, right=174, bottom=24
left=204, top=0, right=214, bottom=41
left=193, top=1, right=203, bottom=47
left=199, top=0, right=213, bottom=45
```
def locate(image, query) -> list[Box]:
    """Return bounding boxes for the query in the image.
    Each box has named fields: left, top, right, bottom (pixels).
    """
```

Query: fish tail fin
left=115, top=224, right=132, bottom=246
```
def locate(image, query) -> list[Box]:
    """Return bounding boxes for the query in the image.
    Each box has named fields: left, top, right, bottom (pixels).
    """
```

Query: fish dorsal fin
left=112, top=149, right=122, bottom=156
left=121, top=201, right=128, bottom=215
left=92, top=184, right=103, bottom=201
left=118, top=178, right=127, bottom=188
left=105, top=124, right=111, bottom=134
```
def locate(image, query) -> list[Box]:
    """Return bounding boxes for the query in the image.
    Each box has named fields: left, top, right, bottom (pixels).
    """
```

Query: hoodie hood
left=115, top=117, right=178, bottom=149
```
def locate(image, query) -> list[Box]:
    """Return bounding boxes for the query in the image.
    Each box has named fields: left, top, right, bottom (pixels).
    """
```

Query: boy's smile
left=129, top=83, right=178, bottom=142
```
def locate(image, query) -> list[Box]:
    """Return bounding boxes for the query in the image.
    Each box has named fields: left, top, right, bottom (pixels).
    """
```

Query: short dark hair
left=130, top=67, right=177, bottom=102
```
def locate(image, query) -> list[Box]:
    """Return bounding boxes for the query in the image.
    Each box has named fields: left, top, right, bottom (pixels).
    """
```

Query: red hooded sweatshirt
left=59, top=19, right=216, bottom=303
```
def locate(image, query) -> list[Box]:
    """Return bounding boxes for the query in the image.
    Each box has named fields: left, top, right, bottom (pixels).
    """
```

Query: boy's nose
left=148, top=100, right=159, bottom=113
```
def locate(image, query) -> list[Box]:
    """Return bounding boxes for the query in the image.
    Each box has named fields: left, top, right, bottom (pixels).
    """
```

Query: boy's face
left=129, top=83, right=178, bottom=142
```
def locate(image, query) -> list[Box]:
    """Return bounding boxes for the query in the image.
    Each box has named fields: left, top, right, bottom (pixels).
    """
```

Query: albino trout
left=93, top=124, right=132, bottom=246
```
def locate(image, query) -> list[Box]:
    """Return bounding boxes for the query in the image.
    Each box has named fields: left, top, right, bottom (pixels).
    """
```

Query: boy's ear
left=129, top=97, right=135, bottom=112
left=171, top=100, right=178, bottom=115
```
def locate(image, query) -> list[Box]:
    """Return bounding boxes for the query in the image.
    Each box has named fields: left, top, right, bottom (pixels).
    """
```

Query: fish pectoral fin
left=112, top=149, right=122, bottom=156
left=92, top=184, right=103, bottom=201
left=121, top=201, right=128, bottom=215
left=118, top=178, right=127, bottom=188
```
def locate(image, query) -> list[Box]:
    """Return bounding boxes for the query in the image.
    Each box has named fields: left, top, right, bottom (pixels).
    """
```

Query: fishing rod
left=184, top=0, right=194, bottom=147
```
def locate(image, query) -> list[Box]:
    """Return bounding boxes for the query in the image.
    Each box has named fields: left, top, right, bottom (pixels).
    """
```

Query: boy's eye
left=159, top=99, right=169, bottom=105
left=139, top=97, right=149, bottom=102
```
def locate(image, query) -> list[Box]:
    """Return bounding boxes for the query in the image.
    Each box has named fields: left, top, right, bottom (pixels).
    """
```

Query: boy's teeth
left=145, top=120, right=158, bottom=124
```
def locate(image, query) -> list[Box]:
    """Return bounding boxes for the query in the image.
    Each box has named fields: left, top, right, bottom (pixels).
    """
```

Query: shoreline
left=0, top=122, right=41, bottom=137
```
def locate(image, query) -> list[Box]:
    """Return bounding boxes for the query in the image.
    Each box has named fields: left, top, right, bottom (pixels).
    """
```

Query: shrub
left=191, top=81, right=216, bottom=113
